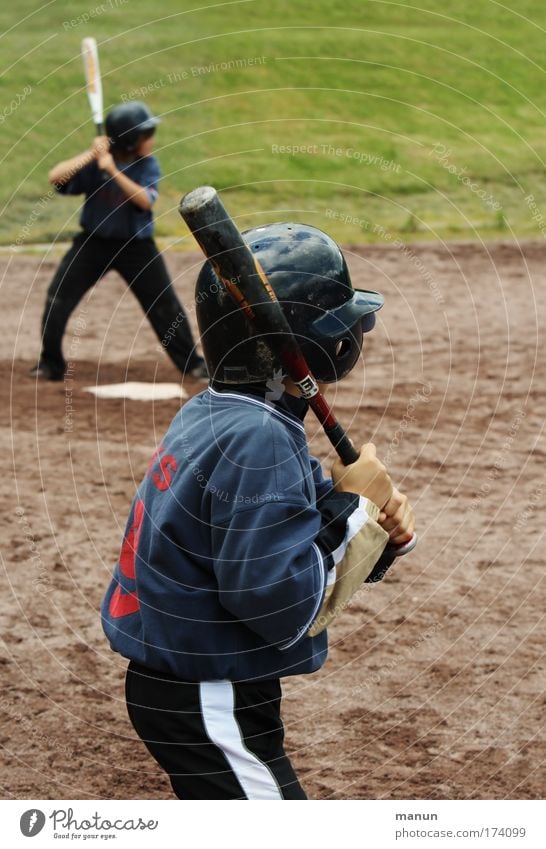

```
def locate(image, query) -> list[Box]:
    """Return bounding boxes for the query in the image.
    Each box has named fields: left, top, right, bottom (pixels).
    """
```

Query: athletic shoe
left=28, top=363, right=64, bottom=381
left=187, top=362, right=209, bottom=382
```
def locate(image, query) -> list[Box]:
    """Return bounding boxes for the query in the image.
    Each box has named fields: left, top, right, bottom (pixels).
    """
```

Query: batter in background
left=30, top=101, right=207, bottom=382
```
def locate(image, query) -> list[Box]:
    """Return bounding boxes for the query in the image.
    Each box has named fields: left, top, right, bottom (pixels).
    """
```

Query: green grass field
left=1, top=0, right=546, bottom=247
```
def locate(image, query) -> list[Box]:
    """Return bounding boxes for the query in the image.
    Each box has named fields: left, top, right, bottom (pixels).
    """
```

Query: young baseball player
left=30, top=101, right=207, bottom=381
left=101, top=222, right=415, bottom=800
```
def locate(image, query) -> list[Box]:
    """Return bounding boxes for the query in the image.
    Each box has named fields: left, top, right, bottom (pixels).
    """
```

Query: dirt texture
left=0, top=240, right=544, bottom=800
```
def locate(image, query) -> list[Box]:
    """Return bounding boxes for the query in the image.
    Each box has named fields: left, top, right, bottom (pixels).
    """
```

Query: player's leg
left=125, top=662, right=307, bottom=800
left=228, top=678, right=307, bottom=799
left=33, top=233, right=111, bottom=379
left=125, top=662, right=247, bottom=799
left=113, top=239, right=206, bottom=377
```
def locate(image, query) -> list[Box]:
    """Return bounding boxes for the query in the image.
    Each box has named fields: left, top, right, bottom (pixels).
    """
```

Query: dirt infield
left=0, top=240, right=544, bottom=800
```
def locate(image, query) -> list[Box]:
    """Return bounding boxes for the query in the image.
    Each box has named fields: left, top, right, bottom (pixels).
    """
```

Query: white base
left=83, top=382, right=187, bottom=401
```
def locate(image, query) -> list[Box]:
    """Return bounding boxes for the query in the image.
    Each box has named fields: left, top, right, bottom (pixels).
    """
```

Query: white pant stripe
left=199, top=681, right=283, bottom=800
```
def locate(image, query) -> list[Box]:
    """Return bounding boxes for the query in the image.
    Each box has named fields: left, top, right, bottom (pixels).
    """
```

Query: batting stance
left=101, top=223, right=415, bottom=799
left=30, top=101, right=207, bottom=381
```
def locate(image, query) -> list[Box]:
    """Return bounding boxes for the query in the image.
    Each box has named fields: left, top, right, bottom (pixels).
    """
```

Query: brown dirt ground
left=0, top=240, right=544, bottom=800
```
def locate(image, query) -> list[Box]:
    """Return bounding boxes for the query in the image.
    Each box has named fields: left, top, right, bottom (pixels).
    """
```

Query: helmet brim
left=137, top=116, right=161, bottom=132
left=310, top=289, right=384, bottom=338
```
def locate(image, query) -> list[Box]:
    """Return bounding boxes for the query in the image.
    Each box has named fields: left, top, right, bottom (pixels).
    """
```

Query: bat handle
left=323, top=422, right=359, bottom=464
left=94, top=122, right=109, bottom=181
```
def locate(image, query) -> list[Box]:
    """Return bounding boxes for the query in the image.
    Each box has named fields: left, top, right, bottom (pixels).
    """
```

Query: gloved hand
left=331, top=442, right=393, bottom=509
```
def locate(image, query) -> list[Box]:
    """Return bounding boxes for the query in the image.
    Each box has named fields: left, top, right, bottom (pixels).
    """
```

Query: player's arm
left=48, top=147, right=96, bottom=186
left=310, top=451, right=388, bottom=569
left=208, top=426, right=332, bottom=650
left=212, top=497, right=328, bottom=650
left=306, top=444, right=415, bottom=636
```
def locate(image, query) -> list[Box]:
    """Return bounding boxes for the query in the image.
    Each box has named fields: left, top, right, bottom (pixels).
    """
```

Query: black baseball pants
left=39, top=231, right=202, bottom=378
left=125, top=660, right=307, bottom=800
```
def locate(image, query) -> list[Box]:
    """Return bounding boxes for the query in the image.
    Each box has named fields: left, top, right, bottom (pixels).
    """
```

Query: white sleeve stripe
left=330, top=495, right=372, bottom=566
left=278, top=542, right=327, bottom=651
left=199, top=681, right=282, bottom=800
left=326, top=565, right=337, bottom=587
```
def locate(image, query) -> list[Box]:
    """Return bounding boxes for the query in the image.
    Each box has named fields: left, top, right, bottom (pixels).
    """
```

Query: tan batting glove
left=331, top=443, right=393, bottom=510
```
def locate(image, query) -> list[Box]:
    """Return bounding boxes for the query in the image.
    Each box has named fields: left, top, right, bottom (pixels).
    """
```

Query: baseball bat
left=179, top=186, right=416, bottom=557
left=81, top=37, right=109, bottom=181
left=81, top=38, right=104, bottom=135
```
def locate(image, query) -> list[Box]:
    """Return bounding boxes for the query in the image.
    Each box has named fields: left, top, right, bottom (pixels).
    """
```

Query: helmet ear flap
left=300, top=319, right=363, bottom=383
left=335, top=338, right=353, bottom=358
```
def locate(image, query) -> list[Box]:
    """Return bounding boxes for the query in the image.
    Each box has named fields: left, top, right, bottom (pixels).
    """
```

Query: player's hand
left=378, top=487, right=415, bottom=544
left=92, top=135, right=110, bottom=157
left=331, top=443, right=393, bottom=509
left=97, top=150, right=116, bottom=173
left=92, top=136, right=116, bottom=172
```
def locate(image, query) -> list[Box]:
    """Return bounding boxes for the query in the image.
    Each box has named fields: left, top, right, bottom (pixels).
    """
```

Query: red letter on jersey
left=109, top=499, right=144, bottom=618
left=153, top=454, right=177, bottom=491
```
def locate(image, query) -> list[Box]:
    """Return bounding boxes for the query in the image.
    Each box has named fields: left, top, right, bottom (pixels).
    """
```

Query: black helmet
left=105, top=101, right=160, bottom=152
left=196, top=222, right=384, bottom=384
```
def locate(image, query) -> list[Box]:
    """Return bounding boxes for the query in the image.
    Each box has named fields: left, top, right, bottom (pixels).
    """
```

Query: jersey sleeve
left=56, top=161, right=99, bottom=195
left=309, top=453, right=333, bottom=502
left=136, top=156, right=161, bottom=205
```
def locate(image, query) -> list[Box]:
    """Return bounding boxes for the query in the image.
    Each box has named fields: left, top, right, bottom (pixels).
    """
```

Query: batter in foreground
left=101, top=223, right=415, bottom=799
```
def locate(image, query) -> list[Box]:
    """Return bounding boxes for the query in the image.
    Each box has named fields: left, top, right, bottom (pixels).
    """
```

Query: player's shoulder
left=130, top=154, right=161, bottom=180
left=172, top=389, right=309, bottom=496
left=206, top=389, right=308, bottom=482
left=141, top=153, right=161, bottom=173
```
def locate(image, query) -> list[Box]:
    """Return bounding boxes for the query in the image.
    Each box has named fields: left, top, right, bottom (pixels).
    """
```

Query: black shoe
left=29, top=363, right=64, bottom=381
left=187, top=362, right=209, bottom=382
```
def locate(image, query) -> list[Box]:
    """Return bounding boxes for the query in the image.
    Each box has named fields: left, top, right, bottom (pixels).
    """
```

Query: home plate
left=84, top=382, right=188, bottom=401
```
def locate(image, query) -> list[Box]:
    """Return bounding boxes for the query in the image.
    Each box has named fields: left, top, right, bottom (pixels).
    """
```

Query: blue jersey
left=101, top=388, right=372, bottom=682
left=57, top=155, right=160, bottom=239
